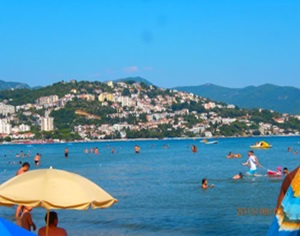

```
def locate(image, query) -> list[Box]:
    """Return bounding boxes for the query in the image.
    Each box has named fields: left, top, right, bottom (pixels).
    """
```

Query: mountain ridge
left=173, top=83, right=300, bottom=114
left=0, top=78, right=299, bottom=114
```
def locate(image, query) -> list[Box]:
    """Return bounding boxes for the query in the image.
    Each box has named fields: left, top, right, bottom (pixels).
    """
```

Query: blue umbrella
left=0, top=217, right=36, bottom=236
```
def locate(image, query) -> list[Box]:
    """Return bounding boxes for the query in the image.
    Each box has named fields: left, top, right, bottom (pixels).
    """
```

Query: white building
left=0, top=103, right=15, bottom=116
left=35, top=95, right=59, bottom=107
left=19, top=124, right=31, bottom=132
left=203, top=102, right=216, bottom=110
left=41, top=117, right=54, bottom=131
left=0, top=120, right=12, bottom=134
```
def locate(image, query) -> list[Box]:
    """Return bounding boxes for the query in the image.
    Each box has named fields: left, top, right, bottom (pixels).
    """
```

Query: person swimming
left=201, top=178, right=214, bottom=189
left=283, top=167, right=289, bottom=175
left=233, top=172, right=243, bottom=179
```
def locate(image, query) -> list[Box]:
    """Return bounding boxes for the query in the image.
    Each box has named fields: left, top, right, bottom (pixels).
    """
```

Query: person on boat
left=232, top=172, right=243, bottom=179
left=267, top=167, right=283, bottom=177
left=283, top=167, right=289, bottom=175
left=276, top=167, right=282, bottom=175
left=201, top=178, right=214, bottom=189
left=242, top=150, right=262, bottom=175
left=267, top=166, right=300, bottom=235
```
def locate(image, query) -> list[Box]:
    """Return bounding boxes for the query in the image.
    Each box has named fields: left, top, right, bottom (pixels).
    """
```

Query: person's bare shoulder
left=282, top=166, right=300, bottom=191
left=56, top=227, right=68, bottom=236
left=38, top=226, right=46, bottom=236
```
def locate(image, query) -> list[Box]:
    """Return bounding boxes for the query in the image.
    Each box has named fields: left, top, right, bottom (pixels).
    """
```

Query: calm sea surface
left=1, top=136, right=300, bottom=236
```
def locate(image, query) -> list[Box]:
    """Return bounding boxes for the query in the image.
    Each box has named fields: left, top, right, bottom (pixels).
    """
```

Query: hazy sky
left=0, top=0, right=299, bottom=88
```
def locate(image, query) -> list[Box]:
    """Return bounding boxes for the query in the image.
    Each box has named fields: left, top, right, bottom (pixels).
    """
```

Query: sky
left=0, top=0, right=299, bottom=89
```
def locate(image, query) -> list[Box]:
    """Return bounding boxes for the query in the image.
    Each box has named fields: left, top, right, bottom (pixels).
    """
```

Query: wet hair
left=202, top=178, right=207, bottom=184
left=45, top=211, right=58, bottom=225
left=22, top=162, right=30, bottom=168
left=283, top=167, right=288, bottom=171
left=248, top=150, right=254, bottom=154
left=239, top=172, right=243, bottom=178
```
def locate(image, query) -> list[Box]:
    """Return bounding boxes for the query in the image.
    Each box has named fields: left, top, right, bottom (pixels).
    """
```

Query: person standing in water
left=34, top=153, right=41, bottom=166
left=21, top=206, right=36, bottom=232
left=283, top=167, right=289, bottom=175
left=242, top=150, right=262, bottom=175
left=134, top=145, right=140, bottom=153
left=38, top=211, right=67, bottom=236
left=15, top=162, right=30, bottom=218
left=64, top=147, right=68, bottom=158
left=191, top=145, right=197, bottom=153
left=16, top=162, right=30, bottom=175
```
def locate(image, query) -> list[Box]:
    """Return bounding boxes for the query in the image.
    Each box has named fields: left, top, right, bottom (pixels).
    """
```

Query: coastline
left=1, top=134, right=300, bottom=146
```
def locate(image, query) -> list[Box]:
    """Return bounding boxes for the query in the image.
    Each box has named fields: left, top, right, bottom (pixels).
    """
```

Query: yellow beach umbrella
left=0, top=167, right=118, bottom=235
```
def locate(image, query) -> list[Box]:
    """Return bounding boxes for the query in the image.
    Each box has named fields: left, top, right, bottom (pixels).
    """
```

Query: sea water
left=1, top=136, right=300, bottom=236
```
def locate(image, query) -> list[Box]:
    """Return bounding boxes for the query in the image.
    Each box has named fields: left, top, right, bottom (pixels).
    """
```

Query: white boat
left=206, top=140, right=218, bottom=144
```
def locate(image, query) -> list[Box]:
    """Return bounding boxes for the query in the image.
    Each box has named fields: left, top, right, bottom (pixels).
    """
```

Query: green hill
left=112, top=77, right=154, bottom=86
left=0, top=80, right=30, bottom=90
left=173, top=83, right=300, bottom=114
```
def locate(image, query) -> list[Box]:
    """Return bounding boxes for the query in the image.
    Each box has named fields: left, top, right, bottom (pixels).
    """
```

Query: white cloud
left=123, top=66, right=139, bottom=73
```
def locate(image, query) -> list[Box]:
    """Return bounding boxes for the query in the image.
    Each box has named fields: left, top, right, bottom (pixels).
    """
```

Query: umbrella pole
left=46, top=210, right=50, bottom=236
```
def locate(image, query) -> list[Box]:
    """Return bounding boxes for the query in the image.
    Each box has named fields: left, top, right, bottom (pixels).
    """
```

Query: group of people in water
left=202, top=149, right=291, bottom=189
left=226, top=152, right=242, bottom=158
left=287, top=146, right=298, bottom=154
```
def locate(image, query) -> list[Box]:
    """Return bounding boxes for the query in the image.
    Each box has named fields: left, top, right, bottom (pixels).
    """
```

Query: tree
left=122, top=88, right=131, bottom=96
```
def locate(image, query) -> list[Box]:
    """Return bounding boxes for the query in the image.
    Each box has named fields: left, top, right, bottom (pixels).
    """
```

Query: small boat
left=267, top=167, right=282, bottom=177
left=250, top=141, right=272, bottom=149
left=204, top=140, right=218, bottom=145
left=267, top=170, right=282, bottom=177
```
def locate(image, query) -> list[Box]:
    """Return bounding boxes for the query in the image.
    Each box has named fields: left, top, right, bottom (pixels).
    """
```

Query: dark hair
left=202, top=178, right=207, bottom=184
left=22, top=162, right=30, bottom=168
left=283, top=167, right=288, bottom=171
left=248, top=150, right=254, bottom=154
left=239, top=172, right=243, bottom=178
left=45, top=211, right=58, bottom=225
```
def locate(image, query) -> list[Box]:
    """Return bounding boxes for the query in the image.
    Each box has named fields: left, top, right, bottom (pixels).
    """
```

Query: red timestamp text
left=237, top=208, right=276, bottom=216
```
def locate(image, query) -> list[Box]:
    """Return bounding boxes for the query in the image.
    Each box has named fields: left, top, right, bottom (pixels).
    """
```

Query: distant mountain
left=0, top=80, right=31, bottom=90
left=173, top=83, right=300, bottom=114
left=112, top=77, right=154, bottom=86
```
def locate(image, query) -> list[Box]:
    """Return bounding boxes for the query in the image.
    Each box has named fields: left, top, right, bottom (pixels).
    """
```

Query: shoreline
left=1, top=134, right=299, bottom=146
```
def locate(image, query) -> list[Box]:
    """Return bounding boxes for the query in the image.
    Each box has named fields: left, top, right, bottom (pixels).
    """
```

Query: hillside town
left=0, top=80, right=299, bottom=143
